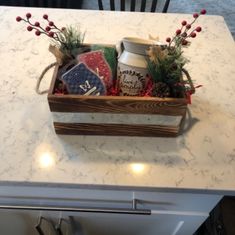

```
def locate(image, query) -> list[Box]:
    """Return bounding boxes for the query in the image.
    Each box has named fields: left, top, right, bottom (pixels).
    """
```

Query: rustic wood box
left=47, top=65, right=188, bottom=137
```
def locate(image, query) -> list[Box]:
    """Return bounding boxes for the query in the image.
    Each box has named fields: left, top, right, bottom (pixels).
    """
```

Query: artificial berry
left=181, top=20, right=187, bottom=26
left=200, top=9, right=207, bottom=15
left=48, top=32, right=54, bottom=37
left=196, top=26, right=202, bottom=32
left=27, top=26, right=33, bottom=31
left=193, top=13, right=199, bottom=18
left=35, top=30, right=41, bottom=36
left=35, top=22, right=40, bottom=27
left=26, top=13, right=32, bottom=18
left=181, top=32, right=187, bottom=37
left=16, top=16, right=22, bottom=22
left=191, top=32, right=197, bottom=38
left=45, top=26, right=51, bottom=31
left=166, top=37, right=171, bottom=43
left=43, top=14, right=48, bottom=19
left=182, top=39, right=188, bottom=45
left=49, top=21, right=54, bottom=26
left=186, top=24, right=191, bottom=29
left=176, top=29, right=181, bottom=35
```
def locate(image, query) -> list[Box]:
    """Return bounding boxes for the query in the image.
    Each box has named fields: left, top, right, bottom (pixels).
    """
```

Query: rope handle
left=35, top=62, right=58, bottom=95
left=182, top=68, right=195, bottom=94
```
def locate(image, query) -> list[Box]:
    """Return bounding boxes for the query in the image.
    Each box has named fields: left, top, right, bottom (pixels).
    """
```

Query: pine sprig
left=57, top=26, right=85, bottom=58
left=146, top=9, right=206, bottom=97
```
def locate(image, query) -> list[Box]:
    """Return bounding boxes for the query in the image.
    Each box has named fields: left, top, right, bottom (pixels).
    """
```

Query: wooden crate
left=47, top=65, right=188, bottom=137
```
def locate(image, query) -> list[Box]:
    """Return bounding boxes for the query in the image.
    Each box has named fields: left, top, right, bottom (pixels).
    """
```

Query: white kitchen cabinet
left=0, top=184, right=222, bottom=235
left=0, top=209, right=207, bottom=235
left=0, top=210, right=45, bottom=235
left=59, top=211, right=208, bottom=235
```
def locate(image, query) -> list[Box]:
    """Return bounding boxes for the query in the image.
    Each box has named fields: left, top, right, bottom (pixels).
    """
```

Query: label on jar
left=118, top=64, right=147, bottom=96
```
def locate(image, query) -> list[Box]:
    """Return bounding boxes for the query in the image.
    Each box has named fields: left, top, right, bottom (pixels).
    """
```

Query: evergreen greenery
left=57, top=26, right=85, bottom=59
left=147, top=44, right=189, bottom=97
left=147, top=10, right=206, bottom=97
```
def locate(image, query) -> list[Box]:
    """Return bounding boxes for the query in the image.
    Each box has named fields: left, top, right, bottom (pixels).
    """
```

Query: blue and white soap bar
left=61, top=63, right=106, bottom=95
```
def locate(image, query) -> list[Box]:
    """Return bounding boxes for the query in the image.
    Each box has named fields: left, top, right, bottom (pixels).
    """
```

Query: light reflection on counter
left=39, top=152, right=55, bottom=168
left=130, top=163, right=146, bottom=175
left=34, top=144, right=56, bottom=169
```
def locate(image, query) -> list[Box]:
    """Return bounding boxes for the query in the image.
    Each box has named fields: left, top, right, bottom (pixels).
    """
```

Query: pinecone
left=152, top=82, right=171, bottom=98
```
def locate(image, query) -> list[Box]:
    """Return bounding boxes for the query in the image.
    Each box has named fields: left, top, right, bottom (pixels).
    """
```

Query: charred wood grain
left=54, top=122, right=180, bottom=137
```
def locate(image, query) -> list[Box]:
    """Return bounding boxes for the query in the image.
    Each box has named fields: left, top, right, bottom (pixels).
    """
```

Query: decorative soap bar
left=77, top=50, right=112, bottom=88
left=60, top=63, right=106, bottom=95
left=90, top=45, right=117, bottom=79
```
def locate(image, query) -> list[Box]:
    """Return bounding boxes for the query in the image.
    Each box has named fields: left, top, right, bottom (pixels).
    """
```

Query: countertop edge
left=0, top=181, right=234, bottom=196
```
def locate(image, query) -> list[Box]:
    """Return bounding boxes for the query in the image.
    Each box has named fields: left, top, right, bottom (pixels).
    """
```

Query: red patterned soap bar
left=77, top=50, right=112, bottom=88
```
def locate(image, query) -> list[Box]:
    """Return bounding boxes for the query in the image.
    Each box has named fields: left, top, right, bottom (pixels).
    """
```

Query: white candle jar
left=117, top=37, right=156, bottom=96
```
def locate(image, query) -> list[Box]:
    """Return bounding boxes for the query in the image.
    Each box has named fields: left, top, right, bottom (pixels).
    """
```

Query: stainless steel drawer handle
left=55, top=218, right=69, bottom=235
left=0, top=199, right=151, bottom=215
left=35, top=216, right=57, bottom=235
left=35, top=216, right=45, bottom=235
left=55, top=218, right=63, bottom=235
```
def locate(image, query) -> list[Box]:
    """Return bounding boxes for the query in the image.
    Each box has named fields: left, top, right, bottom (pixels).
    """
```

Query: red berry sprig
left=190, top=32, right=196, bottom=38
left=15, top=12, right=67, bottom=47
left=186, top=24, right=191, bottom=29
left=166, top=9, right=206, bottom=47
left=27, top=26, right=33, bottom=31
left=196, top=26, right=202, bottom=32
left=26, top=12, right=31, bottom=19
left=176, top=29, right=181, bottom=35
left=43, top=14, right=48, bottom=20
left=181, top=20, right=187, bottom=26
left=34, top=21, right=40, bottom=27
left=16, top=16, right=22, bottom=22
left=200, top=9, right=207, bottom=15
left=166, top=37, right=171, bottom=43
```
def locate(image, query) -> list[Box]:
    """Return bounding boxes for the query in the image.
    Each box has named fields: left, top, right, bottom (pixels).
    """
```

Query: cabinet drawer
left=0, top=185, right=222, bottom=235
left=0, top=185, right=222, bottom=213
left=0, top=208, right=207, bottom=235
left=61, top=210, right=207, bottom=235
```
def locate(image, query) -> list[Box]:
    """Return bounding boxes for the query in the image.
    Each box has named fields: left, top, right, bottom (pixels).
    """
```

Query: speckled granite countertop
left=0, top=7, right=235, bottom=192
